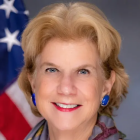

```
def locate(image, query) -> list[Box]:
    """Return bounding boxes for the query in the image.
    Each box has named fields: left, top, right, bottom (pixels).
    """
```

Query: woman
left=18, top=2, right=129, bottom=140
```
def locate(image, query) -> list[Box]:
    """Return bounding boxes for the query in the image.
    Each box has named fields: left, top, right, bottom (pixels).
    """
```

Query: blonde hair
left=18, top=2, right=129, bottom=116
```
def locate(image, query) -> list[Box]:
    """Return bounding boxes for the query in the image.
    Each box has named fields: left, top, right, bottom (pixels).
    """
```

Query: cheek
left=85, top=82, right=103, bottom=116
left=34, top=75, right=57, bottom=103
left=34, top=77, right=57, bottom=117
left=77, top=78, right=103, bottom=104
left=35, top=73, right=57, bottom=92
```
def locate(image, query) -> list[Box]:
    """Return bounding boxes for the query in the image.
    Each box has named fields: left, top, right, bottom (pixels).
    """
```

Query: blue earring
left=31, top=93, right=36, bottom=106
left=101, top=95, right=109, bottom=106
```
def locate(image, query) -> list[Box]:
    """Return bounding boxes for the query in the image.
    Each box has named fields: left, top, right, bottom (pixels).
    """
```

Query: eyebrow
left=40, top=62, right=59, bottom=68
left=40, top=62, right=97, bottom=70
left=77, top=64, right=97, bottom=70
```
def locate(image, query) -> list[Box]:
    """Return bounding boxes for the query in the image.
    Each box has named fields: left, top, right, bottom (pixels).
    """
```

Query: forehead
left=37, top=38, right=101, bottom=68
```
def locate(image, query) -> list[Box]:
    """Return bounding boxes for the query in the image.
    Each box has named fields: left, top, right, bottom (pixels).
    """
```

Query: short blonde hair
left=18, top=2, right=129, bottom=116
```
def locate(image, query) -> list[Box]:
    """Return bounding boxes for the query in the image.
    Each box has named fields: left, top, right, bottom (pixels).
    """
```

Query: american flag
left=0, top=0, right=41, bottom=139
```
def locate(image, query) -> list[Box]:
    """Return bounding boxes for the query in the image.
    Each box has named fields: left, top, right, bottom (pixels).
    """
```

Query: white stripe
left=6, top=81, right=42, bottom=128
left=0, top=132, right=6, bottom=140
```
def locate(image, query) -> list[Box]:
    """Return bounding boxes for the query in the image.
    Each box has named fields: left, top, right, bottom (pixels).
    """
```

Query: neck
left=48, top=114, right=97, bottom=140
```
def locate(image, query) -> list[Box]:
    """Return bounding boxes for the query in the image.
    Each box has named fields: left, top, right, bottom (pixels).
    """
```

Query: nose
left=57, top=74, right=77, bottom=96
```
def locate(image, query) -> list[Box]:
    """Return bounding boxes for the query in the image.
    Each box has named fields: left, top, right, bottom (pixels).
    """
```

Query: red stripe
left=0, top=92, right=31, bottom=140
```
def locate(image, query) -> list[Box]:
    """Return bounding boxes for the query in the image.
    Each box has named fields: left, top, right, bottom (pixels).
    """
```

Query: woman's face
left=30, top=38, right=113, bottom=131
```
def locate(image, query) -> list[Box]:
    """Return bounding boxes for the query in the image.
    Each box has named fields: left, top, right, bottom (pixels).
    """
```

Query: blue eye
left=46, top=68, right=58, bottom=73
left=79, top=69, right=89, bottom=74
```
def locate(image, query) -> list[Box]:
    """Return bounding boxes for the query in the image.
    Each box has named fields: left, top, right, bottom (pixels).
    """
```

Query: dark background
left=23, top=0, right=140, bottom=139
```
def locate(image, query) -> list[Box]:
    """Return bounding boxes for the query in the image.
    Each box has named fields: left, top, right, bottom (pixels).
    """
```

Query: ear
left=102, top=70, right=116, bottom=97
left=28, top=74, right=36, bottom=93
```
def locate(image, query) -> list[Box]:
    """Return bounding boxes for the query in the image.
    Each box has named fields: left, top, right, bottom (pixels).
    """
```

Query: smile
left=56, top=103, right=78, bottom=108
left=52, top=102, right=82, bottom=112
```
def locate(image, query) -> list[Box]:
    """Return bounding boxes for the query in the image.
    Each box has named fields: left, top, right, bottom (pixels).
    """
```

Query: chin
left=56, top=124, right=76, bottom=131
left=51, top=119, right=78, bottom=131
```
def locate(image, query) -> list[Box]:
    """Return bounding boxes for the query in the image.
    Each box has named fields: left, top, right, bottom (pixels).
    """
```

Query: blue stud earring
left=31, top=93, right=36, bottom=106
left=101, top=95, right=109, bottom=107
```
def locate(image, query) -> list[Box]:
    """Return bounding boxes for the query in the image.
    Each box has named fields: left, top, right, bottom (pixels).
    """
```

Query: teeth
left=56, top=103, right=78, bottom=108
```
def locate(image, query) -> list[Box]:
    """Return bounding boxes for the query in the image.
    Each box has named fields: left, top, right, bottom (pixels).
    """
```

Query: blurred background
left=0, top=0, right=140, bottom=140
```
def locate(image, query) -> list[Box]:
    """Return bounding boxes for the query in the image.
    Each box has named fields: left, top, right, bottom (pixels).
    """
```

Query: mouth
left=52, top=102, right=82, bottom=112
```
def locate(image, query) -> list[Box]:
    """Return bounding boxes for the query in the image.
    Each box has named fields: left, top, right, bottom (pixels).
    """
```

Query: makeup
left=52, top=103, right=81, bottom=112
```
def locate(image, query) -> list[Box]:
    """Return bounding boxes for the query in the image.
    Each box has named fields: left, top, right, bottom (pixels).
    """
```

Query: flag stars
left=0, top=28, right=20, bottom=52
left=0, top=0, right=18, bottom=18
left=24, top=10, right=29, bottom=16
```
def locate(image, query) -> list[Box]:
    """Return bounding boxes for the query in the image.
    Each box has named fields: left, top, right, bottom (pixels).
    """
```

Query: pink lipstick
left=52, top=103, right=81, bottom=112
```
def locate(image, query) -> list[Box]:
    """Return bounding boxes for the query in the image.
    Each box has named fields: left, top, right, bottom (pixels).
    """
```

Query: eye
left=45, top=68, right=58, bottom=73
left=78, top=69, right=90, bottom=75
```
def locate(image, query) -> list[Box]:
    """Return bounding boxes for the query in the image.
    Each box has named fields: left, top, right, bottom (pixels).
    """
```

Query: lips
left=52, top=102, right=82, bottom=112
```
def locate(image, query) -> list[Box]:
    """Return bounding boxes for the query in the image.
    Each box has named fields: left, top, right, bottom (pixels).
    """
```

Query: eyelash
left=45, top=68, right=90, bottom=75
left=78, top=69, right=90, bottom=75
left=45, top=68, right=58, bottom=73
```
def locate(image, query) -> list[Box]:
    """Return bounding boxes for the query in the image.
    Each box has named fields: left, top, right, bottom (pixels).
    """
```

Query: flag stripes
left=6, top=81, right=42, bottom=128
left=0, top=92, right=31, bottom=140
